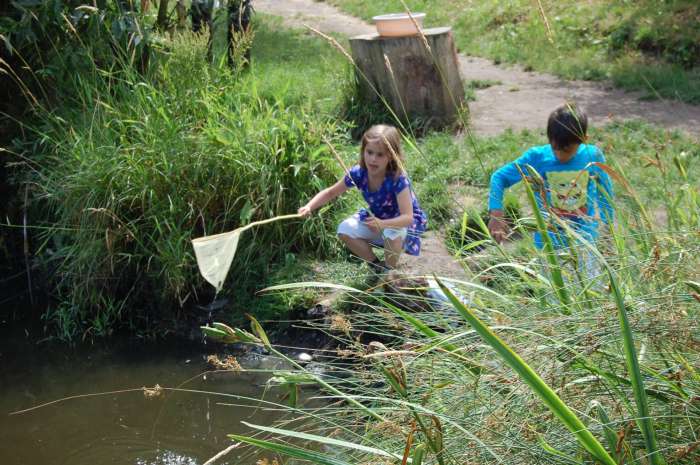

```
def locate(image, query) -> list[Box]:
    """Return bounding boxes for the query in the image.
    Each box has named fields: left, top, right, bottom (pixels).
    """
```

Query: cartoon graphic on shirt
left=547, top=170, right=589, bottom=217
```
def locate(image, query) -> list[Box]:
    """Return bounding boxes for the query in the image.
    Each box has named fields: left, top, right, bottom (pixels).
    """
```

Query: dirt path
left=257, top=0, right=700, bottom=138
left=464, top=56, right=700, bottom=137
left=255, top=0, right=698, bottom=280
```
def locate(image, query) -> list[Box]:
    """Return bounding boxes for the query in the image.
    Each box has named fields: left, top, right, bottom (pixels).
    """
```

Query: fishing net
left=191, top=214, right=301, bottom=293
left=192, top=229, right=241, bottom=293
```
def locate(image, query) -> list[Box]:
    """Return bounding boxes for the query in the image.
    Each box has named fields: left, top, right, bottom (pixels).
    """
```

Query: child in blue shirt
left=488, top=104, right=614, bottom=254
left=299, top=125, right=427, bottom=271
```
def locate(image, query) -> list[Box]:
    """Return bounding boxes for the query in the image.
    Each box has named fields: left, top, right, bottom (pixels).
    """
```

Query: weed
left=10, top=19, right=355, bottom=339
left=216, top=116, right=700, bottom=464
left=224, top=145, right=700, bottom=464
left=464, top=79, right=501, bottom=102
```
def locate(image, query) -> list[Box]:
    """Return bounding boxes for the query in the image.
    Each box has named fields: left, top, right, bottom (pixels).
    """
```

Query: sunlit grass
left=326, top=0, right=700, bottom=103
left=206, top=104, right=700, bottom=465
left=16, top=18, right=359, bottom=339
left=216, top=173, right=700, bottom=463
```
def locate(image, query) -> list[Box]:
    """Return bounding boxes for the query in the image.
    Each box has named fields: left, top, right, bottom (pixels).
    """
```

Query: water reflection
left=0, top=329, right=288, bottom=465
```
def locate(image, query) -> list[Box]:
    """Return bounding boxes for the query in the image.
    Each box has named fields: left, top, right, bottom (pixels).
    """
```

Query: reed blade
left=435, top=277, right=616, bottom=465
left=608, top=271, right=665, bottom=465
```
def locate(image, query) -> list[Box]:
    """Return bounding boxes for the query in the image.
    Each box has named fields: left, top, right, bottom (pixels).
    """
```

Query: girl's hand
left=364, top=216, right=383, bottom=233
left=298, top=205, right=312, bottom=217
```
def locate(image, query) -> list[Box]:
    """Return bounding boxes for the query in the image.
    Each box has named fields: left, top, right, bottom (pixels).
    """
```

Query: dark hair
left=547, top=103, right=588, bottom=149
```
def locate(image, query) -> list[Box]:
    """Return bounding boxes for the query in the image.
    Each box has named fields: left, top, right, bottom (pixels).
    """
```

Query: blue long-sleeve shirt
left=489, top=143, right=614, bottom=248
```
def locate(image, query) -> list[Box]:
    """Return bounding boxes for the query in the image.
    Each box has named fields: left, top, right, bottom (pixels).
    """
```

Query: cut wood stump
left=349, top=27, right=465, bottom=130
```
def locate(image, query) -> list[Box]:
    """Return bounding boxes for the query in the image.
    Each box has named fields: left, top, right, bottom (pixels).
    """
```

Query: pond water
left=0, top=326, right=290, bottom=465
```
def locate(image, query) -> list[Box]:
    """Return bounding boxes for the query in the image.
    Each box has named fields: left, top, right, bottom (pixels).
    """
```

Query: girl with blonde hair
left=299, top=125, right=427, bottom=270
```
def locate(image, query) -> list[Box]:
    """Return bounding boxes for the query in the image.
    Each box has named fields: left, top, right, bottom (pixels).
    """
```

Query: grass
left=206, top=118, right=700, bottom=464
left=216, top=183, right=700, bottom=465
left=5, top=2, right=700, bottom=462
left=10, top=3, right=698, bottom=342
left=389, top=120, right=698, bottom=267
left=10, top=16, right=371, bottom=339
left=464, top=79, right=502, bottom=102
left=7, top=4, right=699, bottom=462
left=5, top=8, right=488, bottom=339
left=4, top=4, right=471, bottom=338
left=325, top=0, right=700, bottom=103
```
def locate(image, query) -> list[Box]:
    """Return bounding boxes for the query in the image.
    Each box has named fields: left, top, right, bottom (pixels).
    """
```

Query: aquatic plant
left=215, top=143, right=699, bottom=464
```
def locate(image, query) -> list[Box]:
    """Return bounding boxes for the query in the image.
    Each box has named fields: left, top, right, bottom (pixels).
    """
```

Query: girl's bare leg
left=338, top=234, right=377, bottom=263
left=384, top=237, right=403, bottom=268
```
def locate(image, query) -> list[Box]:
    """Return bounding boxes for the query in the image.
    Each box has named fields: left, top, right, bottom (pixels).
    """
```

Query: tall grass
left=11, top=19, right=358, bottom=339
left=206, top=124, right=700, bottom=464
left=6, top=9, right=473, bottom=338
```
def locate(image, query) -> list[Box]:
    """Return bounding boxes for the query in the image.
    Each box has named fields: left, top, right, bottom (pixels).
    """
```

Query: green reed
left=15, top=20, right=353, bottom=339
left=216, top=147, right=699, bottom=464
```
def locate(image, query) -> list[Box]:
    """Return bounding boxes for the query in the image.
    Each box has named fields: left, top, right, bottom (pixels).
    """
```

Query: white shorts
left=337, top=215, right=407, bottom=248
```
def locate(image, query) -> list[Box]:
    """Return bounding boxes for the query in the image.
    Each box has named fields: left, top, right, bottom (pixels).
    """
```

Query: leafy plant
left=214, top=131, right=699, bottom=464
left=6, top=18, right=356, bottom=339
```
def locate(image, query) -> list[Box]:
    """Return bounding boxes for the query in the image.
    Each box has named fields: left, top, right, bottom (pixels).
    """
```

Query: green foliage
left=607, top=268, right=665, bottom=465
left=436, top=277, right=616, bottom=464
left=326, top=0, right=700, bottom=103
left=237, top=193, right=699, bottom=465
left=407, top=132, right=479, bottom=225
left=228, top=121, right=700, bottom=464
left=464, top=79, right=501, bottom=102
left=251, top=254, right=371, bottom=325
left=11, top=20, right=354, bottom=339
left=607, top=3, right=700, bottom=69
left=1, top=1, right=157, bottom=304
left=1, top=0, right=154, bottom=98
left=446, top=193, right=521, bottom=255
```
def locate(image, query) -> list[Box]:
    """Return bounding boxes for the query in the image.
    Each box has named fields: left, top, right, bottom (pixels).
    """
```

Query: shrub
left=18, top=31, right=347, bottom=339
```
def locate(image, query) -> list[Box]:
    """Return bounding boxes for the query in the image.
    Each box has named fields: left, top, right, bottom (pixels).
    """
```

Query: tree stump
left=349, top=27, right=465, bottom=130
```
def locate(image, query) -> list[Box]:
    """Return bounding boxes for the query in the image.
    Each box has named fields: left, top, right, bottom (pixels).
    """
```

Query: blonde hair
left=359, top=124, right=405, bottom=175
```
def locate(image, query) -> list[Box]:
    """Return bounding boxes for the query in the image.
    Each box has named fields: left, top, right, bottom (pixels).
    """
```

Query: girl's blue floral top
left=344, top=165, right=427, bottom=255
